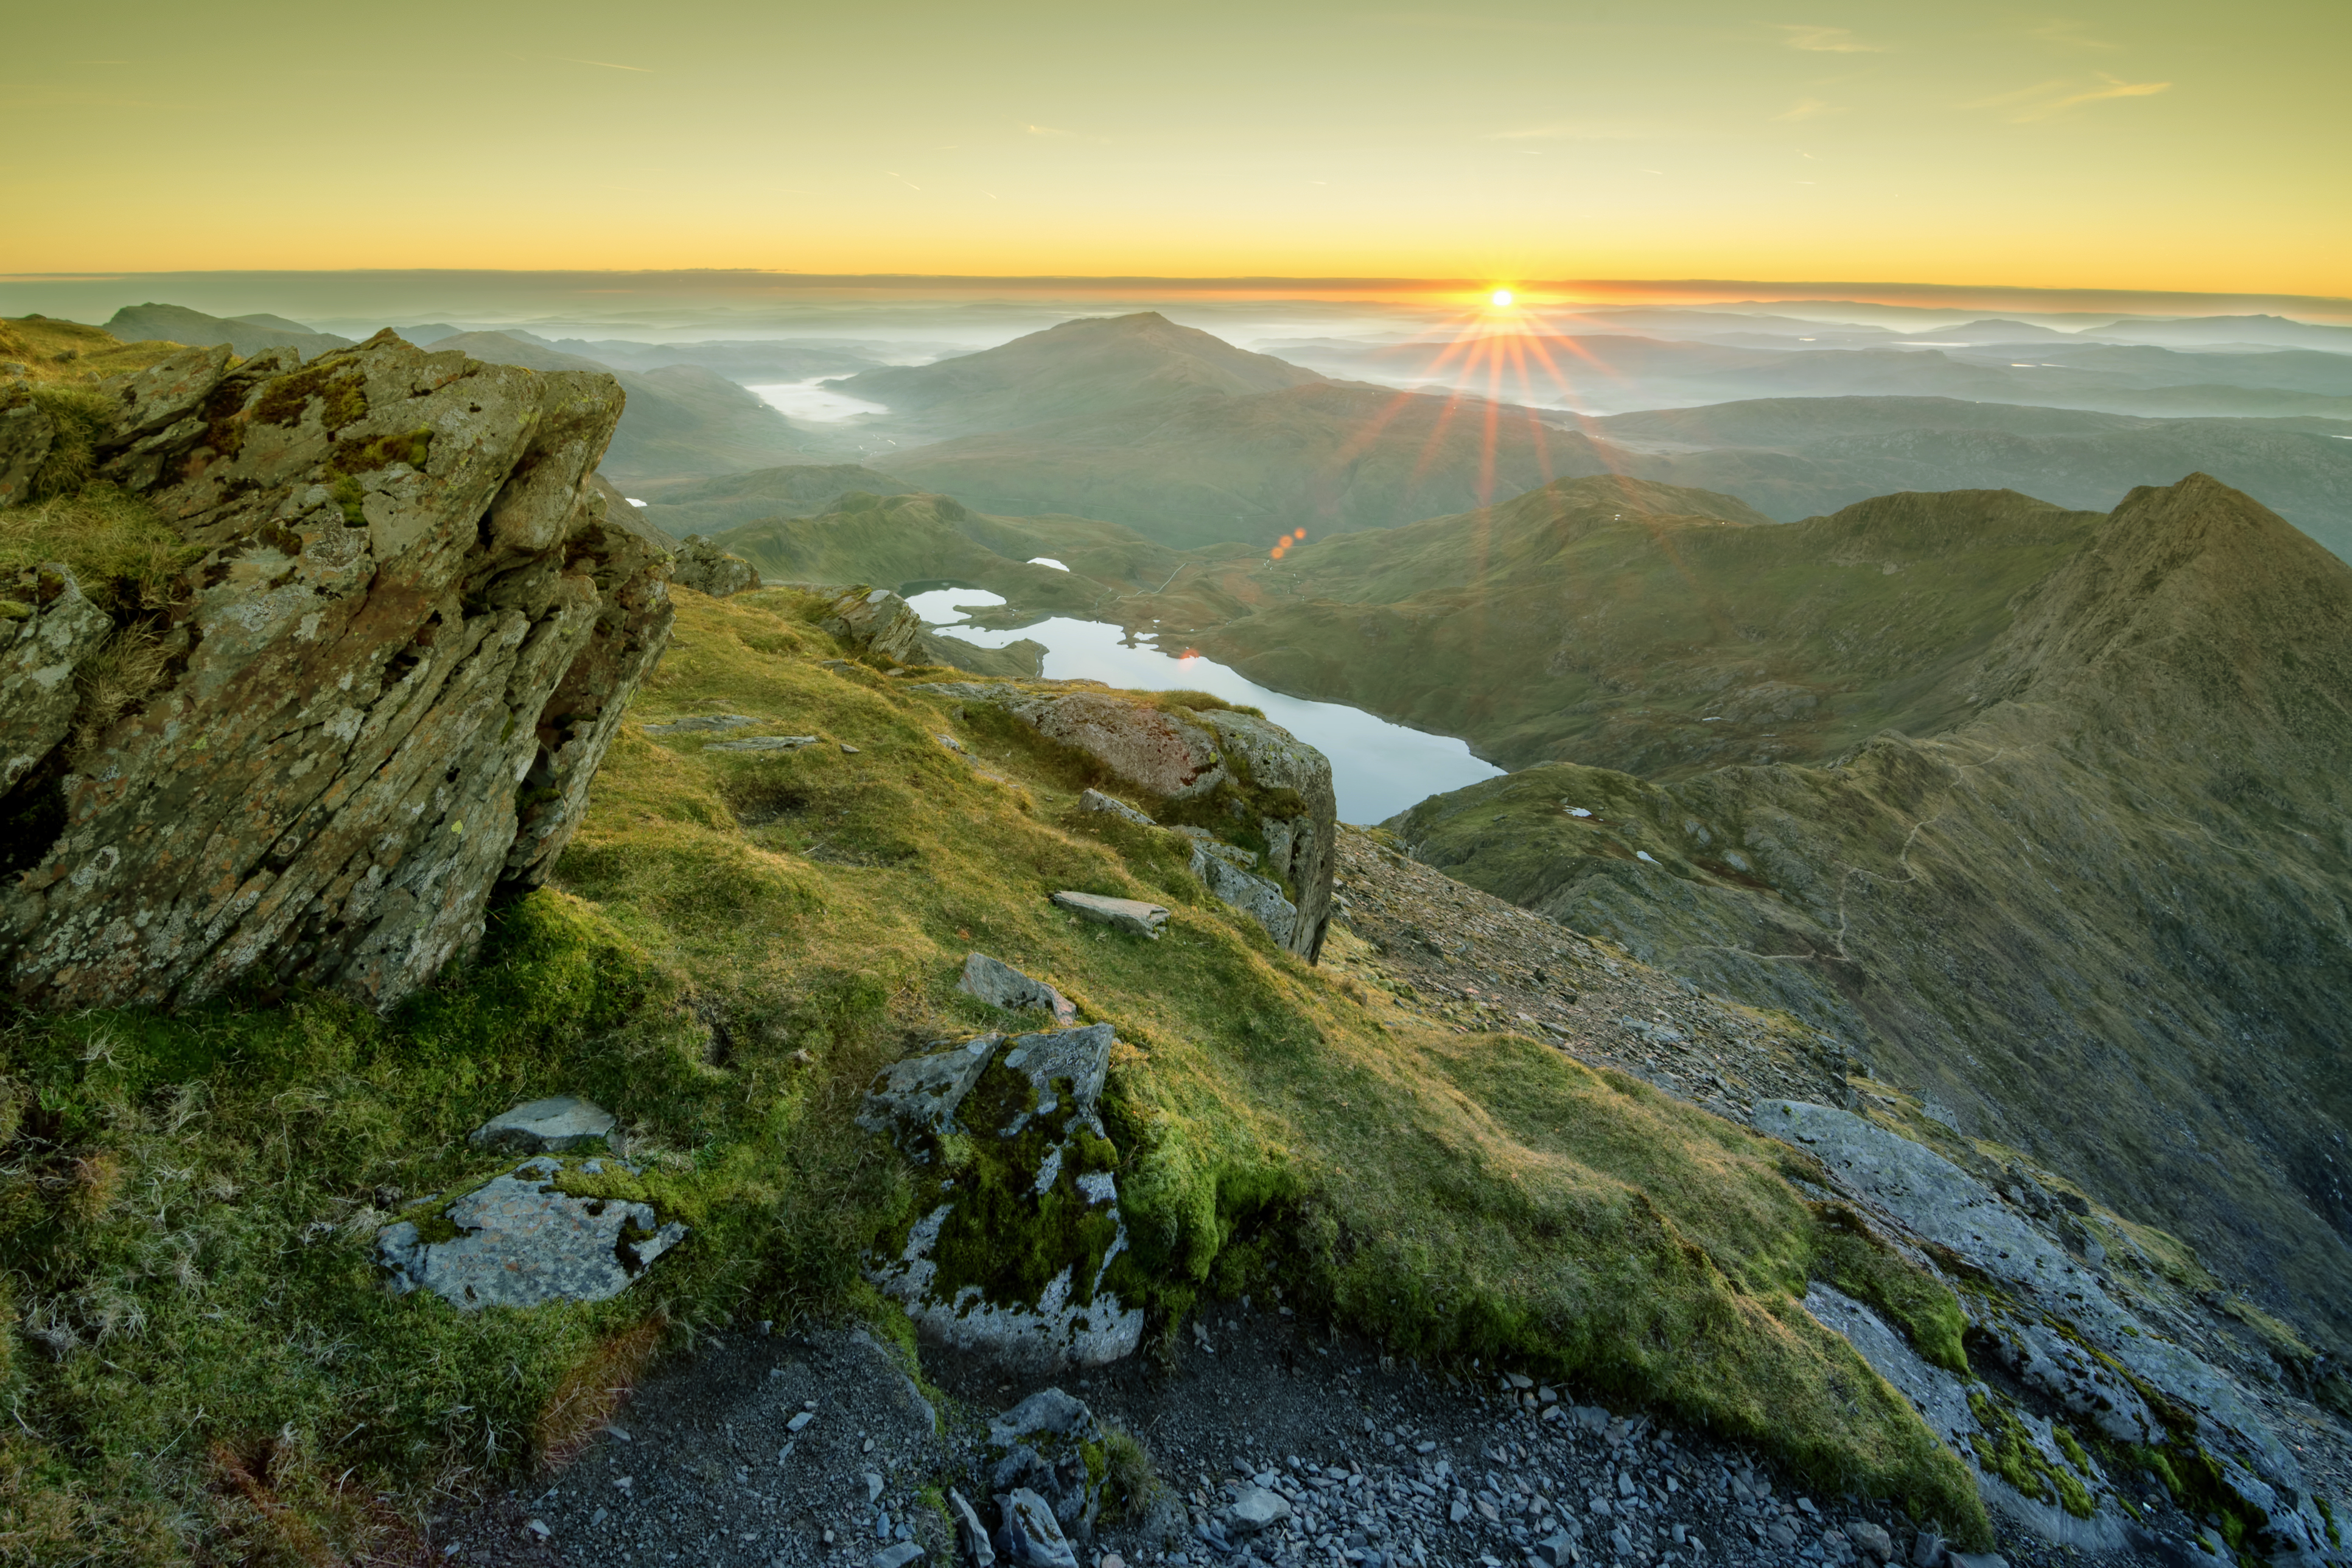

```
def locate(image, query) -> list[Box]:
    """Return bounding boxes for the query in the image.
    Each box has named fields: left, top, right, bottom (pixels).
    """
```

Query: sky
left=6, top=0, right=2347, bottom=296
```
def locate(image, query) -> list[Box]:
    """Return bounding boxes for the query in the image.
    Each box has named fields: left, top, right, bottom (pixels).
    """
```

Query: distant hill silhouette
left=826, top=311, right=1327, bottom=439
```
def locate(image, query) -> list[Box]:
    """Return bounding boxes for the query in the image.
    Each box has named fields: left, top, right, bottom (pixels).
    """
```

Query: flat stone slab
left=960, top=952, right=1077, bottom=1025
left=378, top=1157, right=685, bottom=1311
left=643, top=715, right=760, bottom=734
left=706, top=734, right=820, bottom=752
left=1051, top=891, right=1167, bottom=938
left=469, top=1094, right=615, bottom=1153
left=1076, top=788, right=1155, bottom=827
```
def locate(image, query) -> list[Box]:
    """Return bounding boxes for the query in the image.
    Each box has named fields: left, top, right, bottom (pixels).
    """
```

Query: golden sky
left=7, top=0, right=2345, bottom=295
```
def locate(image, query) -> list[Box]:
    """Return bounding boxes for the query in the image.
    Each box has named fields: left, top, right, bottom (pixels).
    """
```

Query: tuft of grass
left=1, top=481, right=203, bottom=617
left=25, top=386, right=118, bottom=500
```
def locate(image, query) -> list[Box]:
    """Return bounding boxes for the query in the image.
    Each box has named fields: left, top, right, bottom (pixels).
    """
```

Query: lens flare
left=1490, top=288, right=1514, bottom=308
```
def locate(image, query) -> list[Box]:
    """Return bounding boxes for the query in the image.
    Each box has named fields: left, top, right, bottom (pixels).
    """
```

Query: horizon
left=10, top=1, right=2347, bottom=293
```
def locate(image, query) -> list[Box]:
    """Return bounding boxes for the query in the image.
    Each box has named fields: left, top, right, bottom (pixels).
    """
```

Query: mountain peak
left=1970, top=472, right=2352, bottom=756
left=827, top=313, right=1325, bottom=439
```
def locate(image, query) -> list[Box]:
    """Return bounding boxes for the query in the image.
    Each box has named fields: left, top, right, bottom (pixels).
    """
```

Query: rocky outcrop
left=823, top=586, right=923, bottom=664
left=0, top=332, right=672, bottom=1011
left=670, top=534, right=758, bottom=597
left=1763, top=1101, right=2339, bottom=1563
left=917, top=682, right=1337, bottom=961
left=864, top=1013, right=1144, bottom=1372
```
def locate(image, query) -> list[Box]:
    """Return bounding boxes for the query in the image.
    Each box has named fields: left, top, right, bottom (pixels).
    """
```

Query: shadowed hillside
left=1142, top=474, right=2105, bottom=772
left=1392, top=474, right=2352, bottom=1357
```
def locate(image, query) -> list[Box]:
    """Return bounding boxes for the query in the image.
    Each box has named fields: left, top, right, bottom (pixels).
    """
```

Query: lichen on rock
left=866, top=1020, right=1143, bottom=1371
left=0, top=332, right=673, bottom=1012
left=377, top=1155, right=687, bottom=1311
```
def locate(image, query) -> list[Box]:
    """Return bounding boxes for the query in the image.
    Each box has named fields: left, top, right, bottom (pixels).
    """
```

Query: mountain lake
left=903, top=586, right=1502, bottom=824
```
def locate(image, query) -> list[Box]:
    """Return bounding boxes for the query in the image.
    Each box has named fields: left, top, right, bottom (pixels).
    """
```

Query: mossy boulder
left=866, top=1022, right=1144, bottom=1371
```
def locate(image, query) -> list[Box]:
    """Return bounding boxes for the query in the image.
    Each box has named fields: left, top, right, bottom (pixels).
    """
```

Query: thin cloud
left=1774, top=97, right=1844, bottom=122
left=556, top=57, right=651, bottom=72
left=1972, top=72, right=2172, bottom=121
left=1776, top=24, right=1891, bottom=53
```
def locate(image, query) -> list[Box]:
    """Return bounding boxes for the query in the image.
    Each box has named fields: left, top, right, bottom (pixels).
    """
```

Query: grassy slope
left=3, top=317, right=191, bottom=387
left=1158, top=474, right=2104, bottom=774
left=1, top=586, right=1987, bottom=1561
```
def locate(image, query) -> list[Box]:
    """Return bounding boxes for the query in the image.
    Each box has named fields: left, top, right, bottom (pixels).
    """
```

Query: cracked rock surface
left=377, top=1155, right=687, bottom=1311
left=0, top=333, right=673, bottom=1011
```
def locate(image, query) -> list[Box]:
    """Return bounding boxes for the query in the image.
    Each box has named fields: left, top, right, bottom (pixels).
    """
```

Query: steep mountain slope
left=1139, top=475, right=2102, bottom=772
left=431, top=331, right=847, bottom=485
left=826, top=312, right=1327, bottom=439
left=97, top=301, right=352, bottom=361
left=1393, top=474, right=2352, bottom=1359
left=1581, top=397, right=2352, bottom=559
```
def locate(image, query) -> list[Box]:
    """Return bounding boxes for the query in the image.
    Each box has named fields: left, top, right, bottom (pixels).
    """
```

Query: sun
left=1489, top=287, right=1514, bottom=308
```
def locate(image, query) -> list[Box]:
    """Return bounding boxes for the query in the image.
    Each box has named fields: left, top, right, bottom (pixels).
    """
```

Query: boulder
left=0, top=333, right=672, bottom=1012
left=377, top=1155, right=686, bottom=1310
left=1051, top=891, right=1168, bottom=939
left=670, top=534, right=758, bottom=597
left=867, top=1025, right=1143, bottom=1370
left=995, top=1488, right=1078, bottom=1568
left=959, top=951, right=1077, bottom=1026
left=1026, top=693, right=1225, bottom=799
left=950, top=1489, right=998, bottom=1568
left=824, top=587, right=923, bottom=665
left=467, top=1095, right=616, bottom=1153
left=1226, top=1485, right=1291, bottom=1536
left=986, top=1389, right=1107, bottom=1536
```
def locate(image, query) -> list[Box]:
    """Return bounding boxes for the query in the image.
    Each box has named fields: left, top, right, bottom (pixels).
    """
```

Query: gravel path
left=432, top=1303, right=2207, bottom=1568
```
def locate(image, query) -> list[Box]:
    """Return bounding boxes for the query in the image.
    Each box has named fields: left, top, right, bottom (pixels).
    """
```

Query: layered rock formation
left=0, top=332, right=672, bottom=1010
left=916, top=682, right=1337, bottom=960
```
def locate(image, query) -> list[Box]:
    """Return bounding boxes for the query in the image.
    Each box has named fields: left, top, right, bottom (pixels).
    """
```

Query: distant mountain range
left=99, top=303, right=352, bottom=362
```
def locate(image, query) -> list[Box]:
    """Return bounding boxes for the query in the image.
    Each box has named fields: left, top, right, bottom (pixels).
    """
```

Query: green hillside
left=1148, top=474, right=2104, bottom=772
left=632, top=463, right=922, bottom=537
left=1392, top=474, right=2352, bottom=1359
